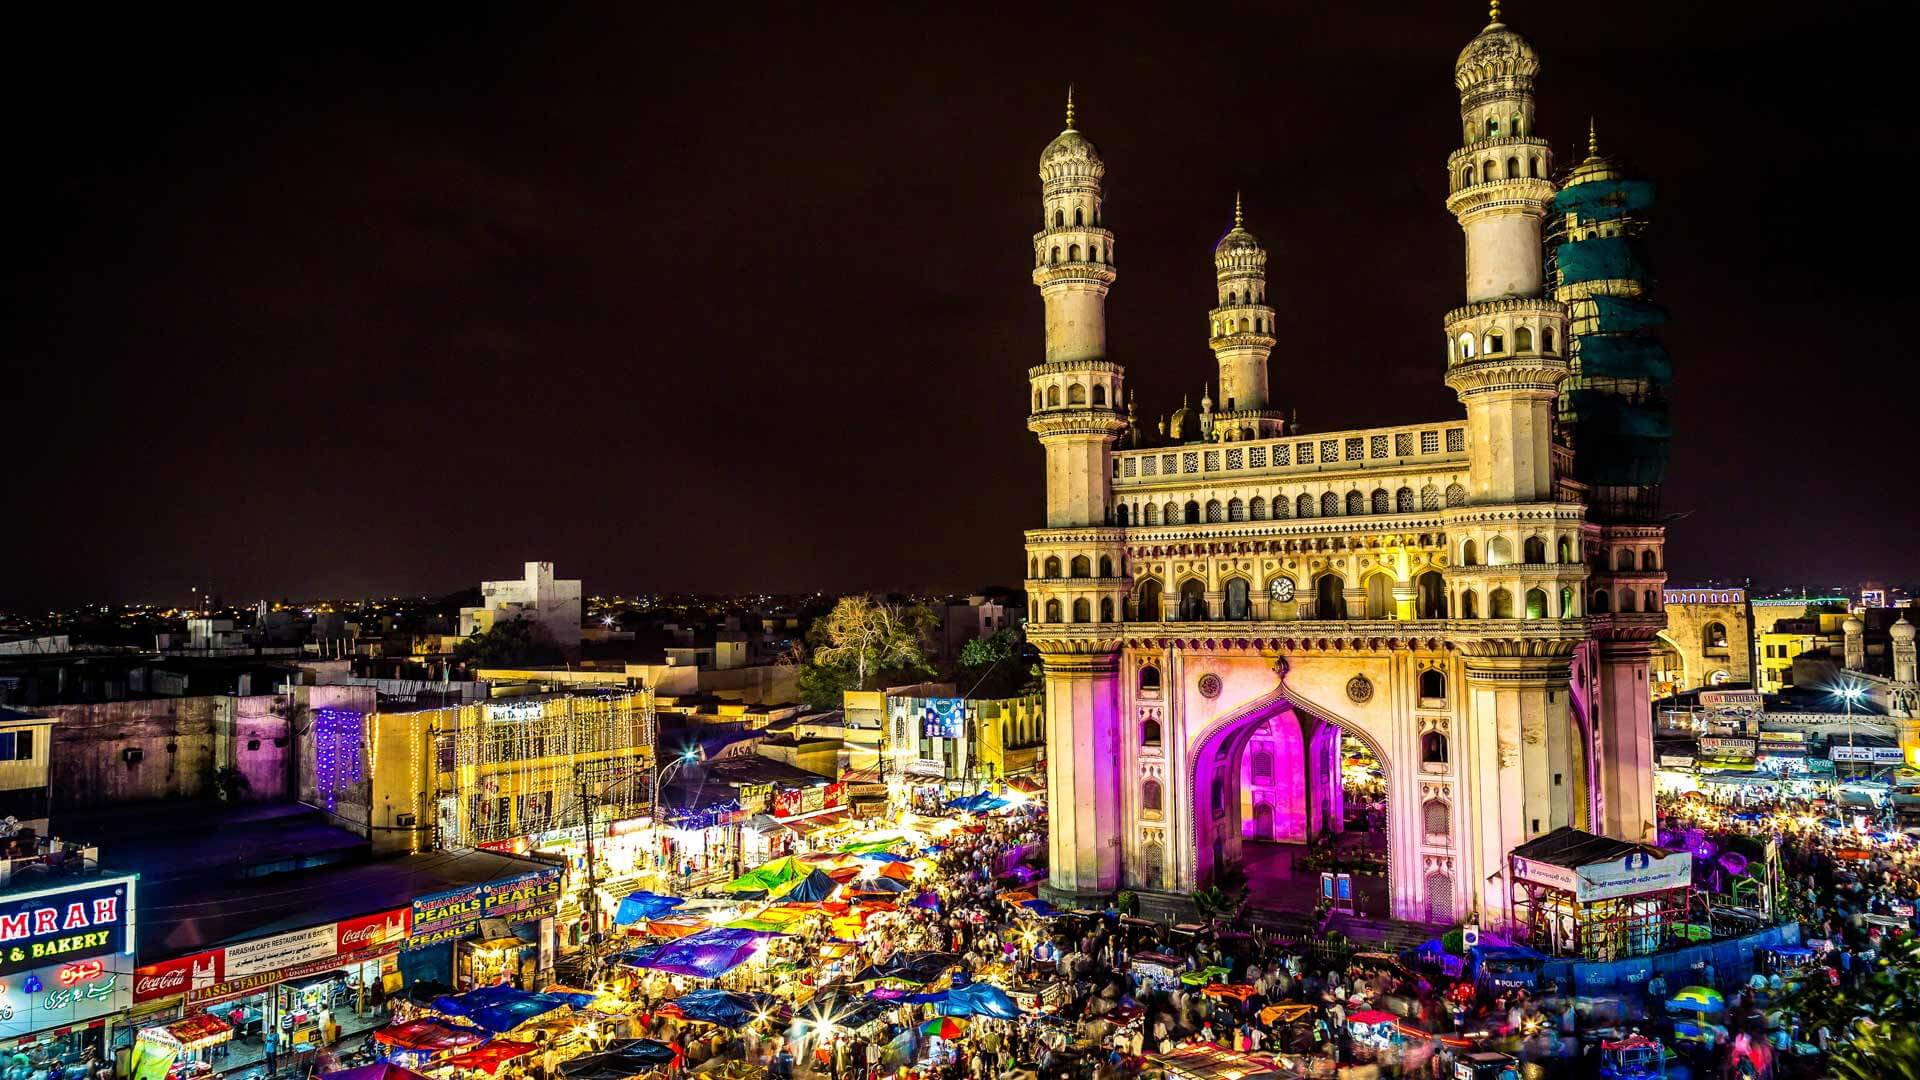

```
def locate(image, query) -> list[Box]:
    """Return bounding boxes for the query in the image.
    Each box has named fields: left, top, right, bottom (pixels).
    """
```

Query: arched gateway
left=1184, top=668, right=1398, bottom=917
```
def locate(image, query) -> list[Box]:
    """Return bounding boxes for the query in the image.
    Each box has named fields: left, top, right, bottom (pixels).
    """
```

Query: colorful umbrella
left=1668, top=986, right=1725, bottom=1013
left=920, top=1017, right=968, bottom=1039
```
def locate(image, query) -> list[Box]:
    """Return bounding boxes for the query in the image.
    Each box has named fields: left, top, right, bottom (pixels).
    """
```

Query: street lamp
left=1837, top=682, right=1866, bottom=782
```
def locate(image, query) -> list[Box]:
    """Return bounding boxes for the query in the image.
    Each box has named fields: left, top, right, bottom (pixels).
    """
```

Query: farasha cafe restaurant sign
left=0, top=875, right=138, bottom=1044
left=133, top=909, right=411, bottom=1005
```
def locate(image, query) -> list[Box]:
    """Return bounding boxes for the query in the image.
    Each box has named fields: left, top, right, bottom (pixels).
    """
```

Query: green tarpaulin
left=1551, top=178, right=1655, bottom=221
left=722, top=855, right=808, bottom=893
left=1557, top=235, right=1643, bottom=285
left=1578, top=336, right=1672, bottom=383
left=1587, top=294, right=1667, bottom=333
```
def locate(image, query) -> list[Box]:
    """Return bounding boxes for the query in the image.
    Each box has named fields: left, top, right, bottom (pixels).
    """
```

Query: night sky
left=16, top=2, right=1916, bottom=608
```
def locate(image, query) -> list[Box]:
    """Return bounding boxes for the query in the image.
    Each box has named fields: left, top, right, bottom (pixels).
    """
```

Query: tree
left=807, top=597, right=935, bottom=691
left=958, top=627, right=1040, bottom=699
left=1783, top=934, right=1920, bottom=1079
left=452, top=618, right=564, bottom=669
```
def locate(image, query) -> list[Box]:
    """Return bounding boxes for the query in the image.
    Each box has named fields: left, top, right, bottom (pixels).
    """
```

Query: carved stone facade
left=1024, top=12, right=1664, bottom=930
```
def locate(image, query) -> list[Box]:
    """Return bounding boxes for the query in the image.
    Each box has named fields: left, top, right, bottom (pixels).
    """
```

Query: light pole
left=1837, top=682, right=1866, bottom=784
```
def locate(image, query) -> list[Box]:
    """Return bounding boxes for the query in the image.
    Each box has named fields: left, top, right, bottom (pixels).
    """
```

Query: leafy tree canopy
left=453, top=617, right=564, bottom=669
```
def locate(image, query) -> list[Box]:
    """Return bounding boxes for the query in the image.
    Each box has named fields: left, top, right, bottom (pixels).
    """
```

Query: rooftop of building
left=54, top=801, right=553, bottom=959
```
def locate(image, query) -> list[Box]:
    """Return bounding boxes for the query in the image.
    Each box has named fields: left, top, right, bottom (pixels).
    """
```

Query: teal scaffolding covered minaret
left=1550, top=121, right=1672, bottom=523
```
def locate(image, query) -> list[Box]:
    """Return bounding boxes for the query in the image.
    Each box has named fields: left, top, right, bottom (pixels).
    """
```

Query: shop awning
left=560, top=1040, right=676, bottom=1080
left=140, top=1014, right=234, bottom=1051
left=615, top=927, right=782, bottom=979
left=446, top=1040, right=536, bottom=1075
left=661, top=989, right=780, bottom=1029
left=780, top=811, right=849, bottom=837
left=612, top=890, right=686, bottom=926
left=322, top=1064, right=435, bottom=1080
left=432, top=986, right=570, bottom=1033
left=373, top=1020, right=489, bottom=1052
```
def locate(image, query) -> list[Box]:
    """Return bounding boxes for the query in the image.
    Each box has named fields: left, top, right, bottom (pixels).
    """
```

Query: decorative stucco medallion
left=1197, top=673, right=1222, bottom=699
left=1346, top=674, right=1374, bottom=704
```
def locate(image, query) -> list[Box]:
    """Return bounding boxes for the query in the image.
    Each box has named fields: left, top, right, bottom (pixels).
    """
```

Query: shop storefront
left=0, top=874, right=138, bottom=1076
left=130, top=908, right=410, bottom=1074
left=403, top=866, right=560, bottom=991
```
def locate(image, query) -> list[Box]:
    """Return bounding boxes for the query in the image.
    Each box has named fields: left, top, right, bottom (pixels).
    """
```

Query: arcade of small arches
left=1450, top=321, right=1556, bottom=362
left=1453, top=151, right=1546, bottom=191
left=1112, top=483, right=1466, bottom=526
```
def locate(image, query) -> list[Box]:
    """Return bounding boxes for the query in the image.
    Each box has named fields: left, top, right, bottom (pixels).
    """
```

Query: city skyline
left=17, top=1, right=1915, bottom=606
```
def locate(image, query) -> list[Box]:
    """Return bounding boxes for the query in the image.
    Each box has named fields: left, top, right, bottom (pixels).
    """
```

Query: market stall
left=130, top=1015, right=233, bottom=1080
left=1510, top=829, right=1693, bottom=961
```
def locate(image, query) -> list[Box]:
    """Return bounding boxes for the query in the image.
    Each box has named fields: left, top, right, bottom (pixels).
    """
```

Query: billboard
left=1831, top=745, right=1905, bottom=764
left=921, top=698, right=966, bottom=739
left=407, top=868, right=561, bottom=950
left=0, top=876, right=136, bottom=977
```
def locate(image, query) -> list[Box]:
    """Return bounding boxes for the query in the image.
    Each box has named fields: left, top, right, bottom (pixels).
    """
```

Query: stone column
left=1457, top=649, right=1575, bottom=933
left=1041, top=649, right=1124, bottom=903
left=1595, top=639, right=1656, bottom=842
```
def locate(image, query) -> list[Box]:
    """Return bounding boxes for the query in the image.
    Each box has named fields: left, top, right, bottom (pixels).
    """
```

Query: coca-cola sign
left=133, top=949, right=223, bottom=1003
left=336, top=909, right=409, bottom=953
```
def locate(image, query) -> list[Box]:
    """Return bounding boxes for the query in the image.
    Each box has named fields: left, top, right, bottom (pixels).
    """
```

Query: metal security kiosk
left=1509, top=828, right=1692, bottom=962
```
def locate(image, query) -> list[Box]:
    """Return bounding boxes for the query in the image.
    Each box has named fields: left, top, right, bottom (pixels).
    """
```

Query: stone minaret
left=1025, top=90, right=1127, bottom=903
left=1442, top=0, right=1566, bottom=505
left=1208, top=195, right=1284, bottom=441
left=1891, top=619, right=1918, bottom=765
left=1028, top=88, right=1125, bottom=528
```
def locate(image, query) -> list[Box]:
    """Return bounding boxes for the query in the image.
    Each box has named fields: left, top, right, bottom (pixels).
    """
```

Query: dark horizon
left=15, top=1, right=1917, bottom=607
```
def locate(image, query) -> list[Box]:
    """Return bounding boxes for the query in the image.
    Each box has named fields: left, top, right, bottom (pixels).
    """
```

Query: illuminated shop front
left=130, top=908, right=410, bottom=1074
left=403, top=867, right=560, bottom=990
left=0, top=873, right=138, bottom=1073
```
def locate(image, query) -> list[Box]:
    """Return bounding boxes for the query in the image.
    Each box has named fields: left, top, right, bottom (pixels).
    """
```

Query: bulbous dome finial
left=1456, top=1, right=1539, bottom=90
left=1214, top=192, right=1264, bottom=259
left=1040, top=86, right=1102, bottom=174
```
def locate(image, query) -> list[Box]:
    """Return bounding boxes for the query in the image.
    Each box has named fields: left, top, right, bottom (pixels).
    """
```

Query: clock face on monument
left=1270, top=578, right=1295, bottom=603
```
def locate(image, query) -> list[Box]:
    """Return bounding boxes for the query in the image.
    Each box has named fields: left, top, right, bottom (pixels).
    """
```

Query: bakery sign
left=0, top=876, right=137, bottom=977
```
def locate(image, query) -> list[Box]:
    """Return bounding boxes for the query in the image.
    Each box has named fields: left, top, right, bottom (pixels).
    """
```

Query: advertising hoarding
left=0, top=876, right=135, bottom=978
left=920, top=699, right=966, bottom=739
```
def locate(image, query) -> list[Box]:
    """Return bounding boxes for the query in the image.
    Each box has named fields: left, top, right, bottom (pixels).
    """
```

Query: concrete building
left=459, top=561, right=583, bottom=655
left=0, top=708, right=56, bottom=835
left=1022, top=9, right=1669, bottom=928
left=938, top=596, right=1024, bottom=661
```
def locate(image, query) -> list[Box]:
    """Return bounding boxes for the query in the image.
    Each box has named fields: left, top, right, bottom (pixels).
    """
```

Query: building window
left=1424, top=798, right=1451, bottom=839
left=1248, top=497, right=1267, bottom=520
left=1044, top=599, right=1062, bottom=622
left=1489, top=588, right=1514, bottom=618
left=1296, top=493, right=1314, bottom=518
left=1297, top=442, right=1314, bottom=464
left=1346, top=490, right=1365, bottom=515
left=1163, top=454, right=1177, bottom=473
left=1183, top=453, right=1199, bottom=474
left=1446, top=429, right=1466, bottom=452
left=1273, top=445, right=1290, bottom=466
left=1140, top=665, right=1161, bottom=693
left=0, top=730, right=32, bottom=760
left=1228, top=498, right=1246, bottom=522
left=1227, top=448, right=1244, bottom=470
left=1445, top=483, right=1466, bottom=507
left=1184, top=500, right=1200, bottom=523
left=1321, top=492, right=1341, bottom=516
left=1141, top=456, right=1156, bottom=476
left=1421, top=430, right=1440, bottom=454
left=1143, top=780, right=1163, bottom=812
left=1372, top=489, right=1391, bottom=514
left=1204, top=451, right=1219, bottom=471
left=1044, top=556, right=1062, bottom=577
left=1420, top=670, right=1446, bottom=702
left=1249, top=447, right=1267, bottom=468
left=1205, top=499, right=1223, bottom=523
left=1371, top=435, right=1388, bottom=459
left=1345, top=437, right=1364, bottom=461
left=1123, top=457, right=1136, bottom=477
left=1072, top=598, right=1091, bottom=622
left=1395, top=432, right=1414, bottom=456
left=1137, top=580, right=1162, bottom=620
